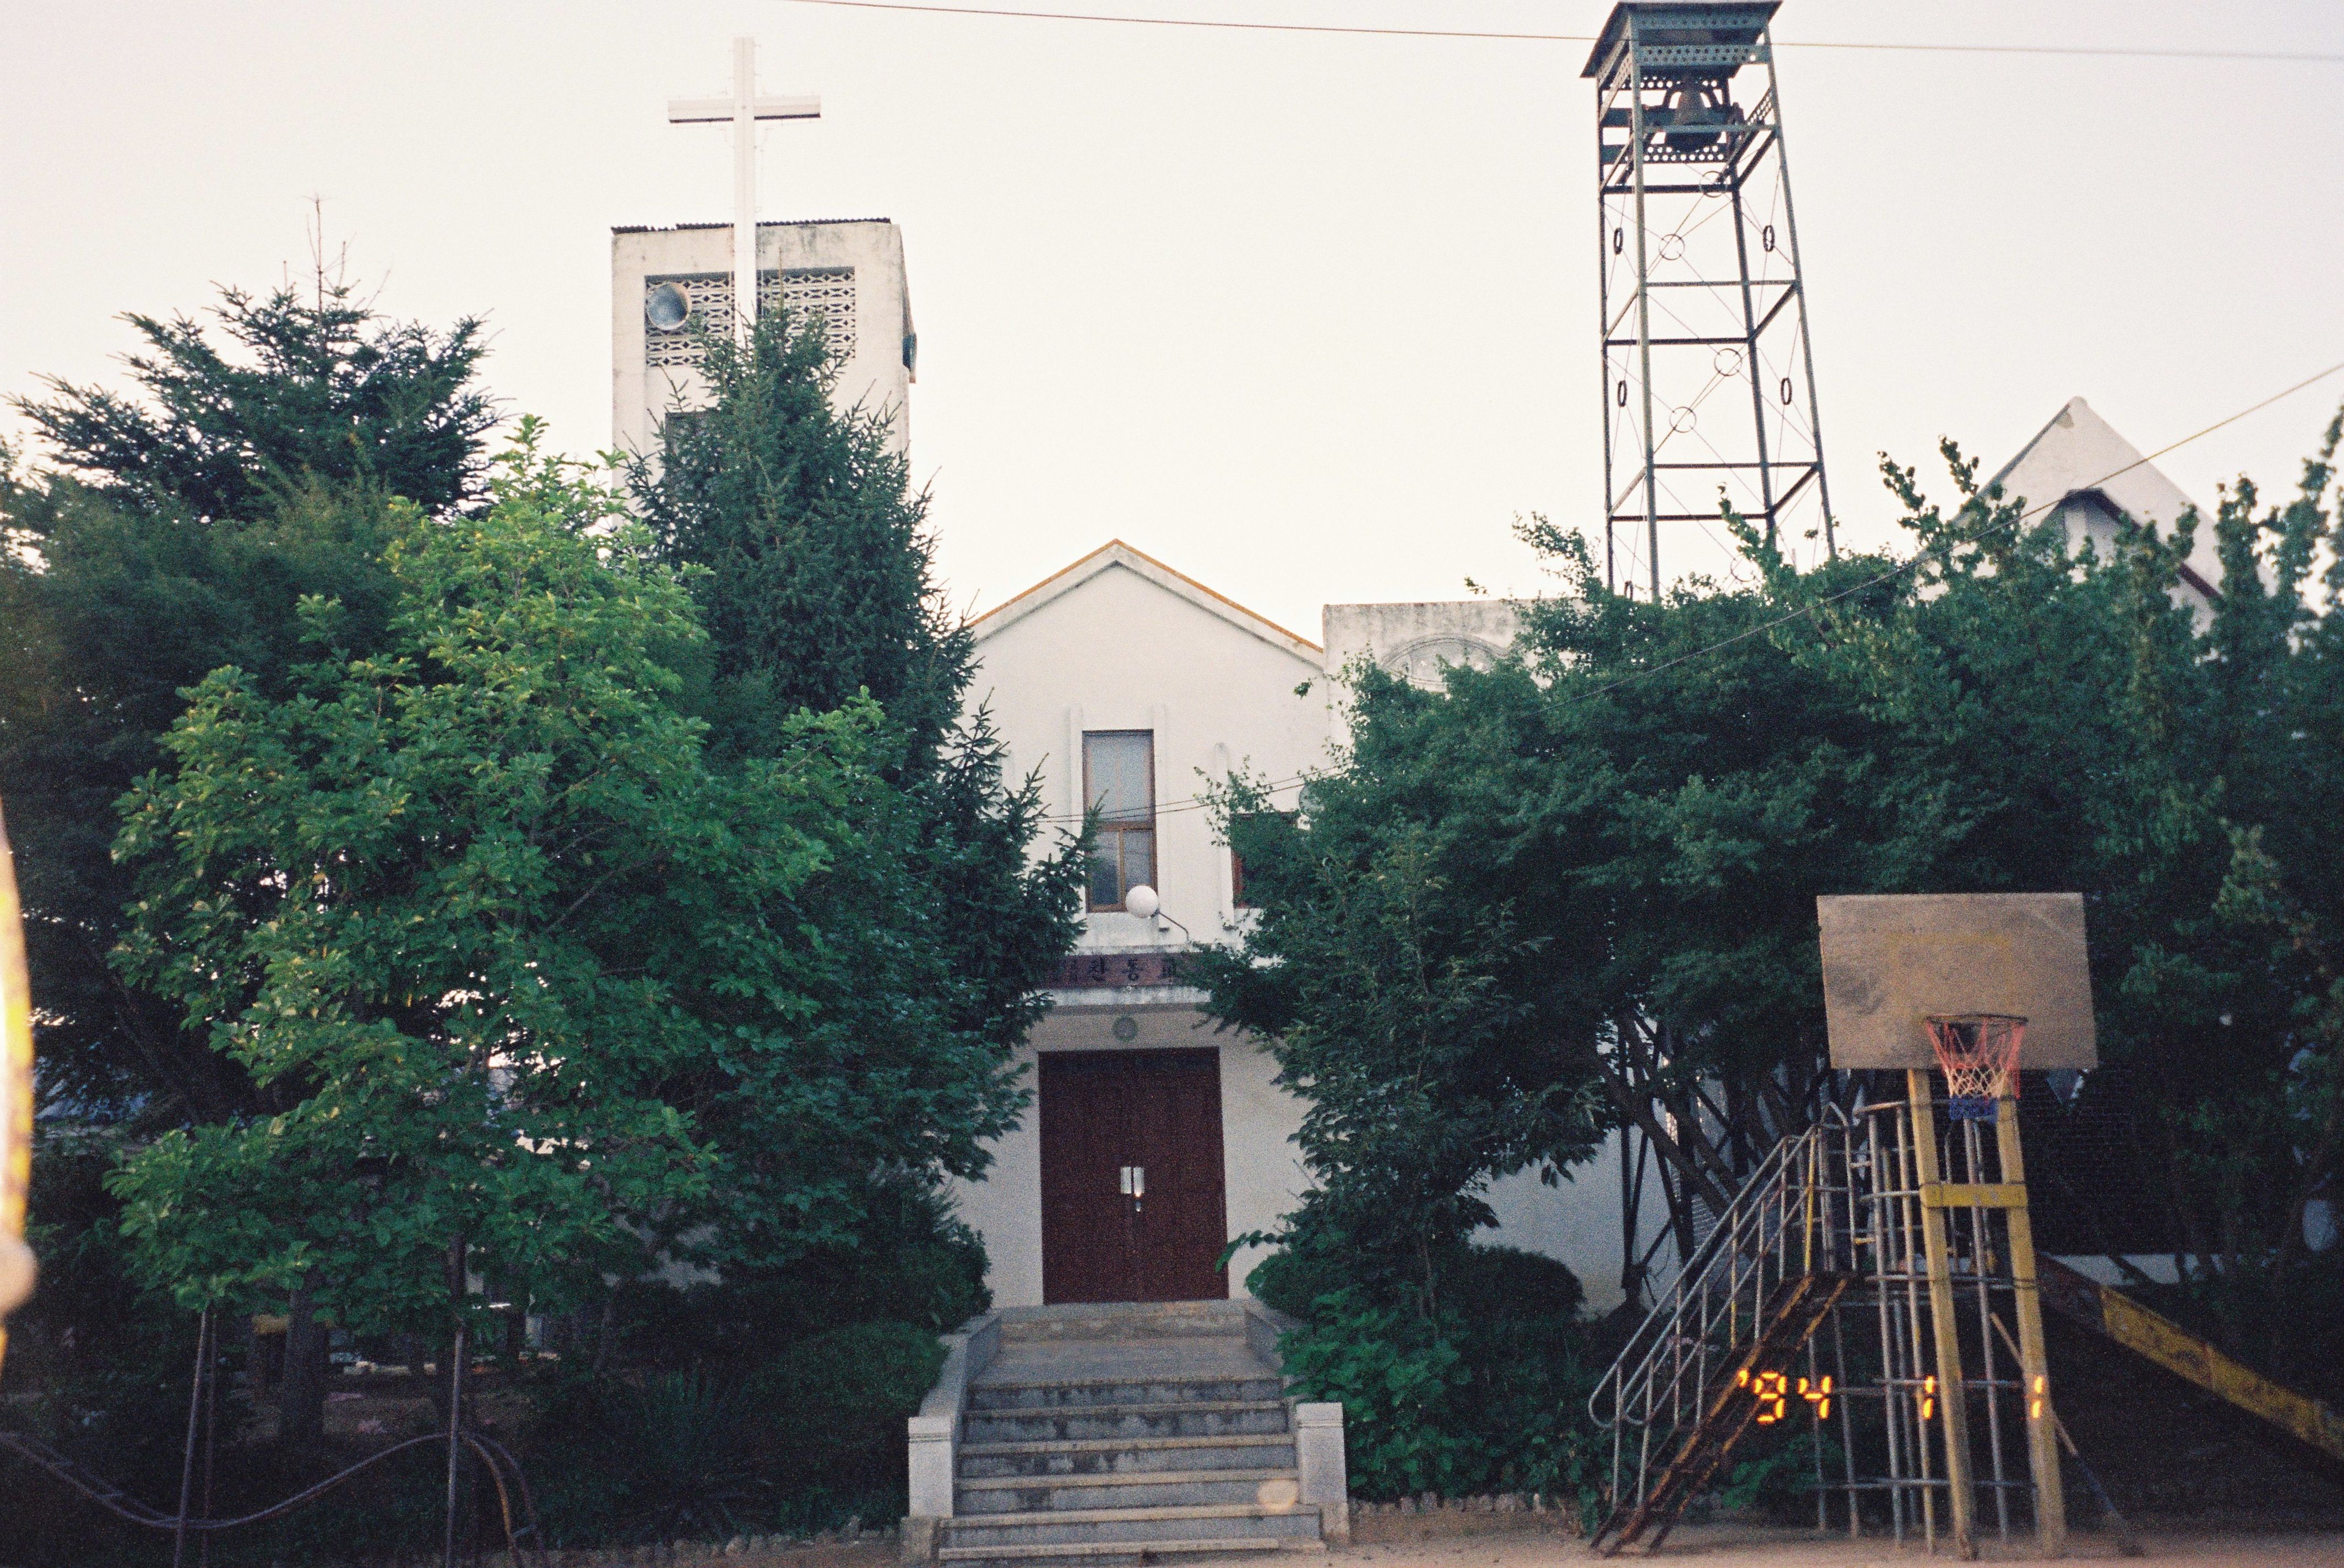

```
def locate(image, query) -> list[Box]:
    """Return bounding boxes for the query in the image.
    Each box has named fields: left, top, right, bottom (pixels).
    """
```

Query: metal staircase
left=1589, top=1097, right=2057, bottom=1555
left=1588, top=1117, right=1857, bottom=1555
left=1592, top=1270, right=1848, bottom=1554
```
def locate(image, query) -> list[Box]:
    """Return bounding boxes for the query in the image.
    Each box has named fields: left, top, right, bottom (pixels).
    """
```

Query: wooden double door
left=1039, top=1049, right=1230, bottom=1304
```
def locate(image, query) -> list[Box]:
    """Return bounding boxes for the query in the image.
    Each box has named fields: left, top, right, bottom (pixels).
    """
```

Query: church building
left=610, top=208, right=2222, bottom=1319
left=943, top=543, right=1621, bottom=1310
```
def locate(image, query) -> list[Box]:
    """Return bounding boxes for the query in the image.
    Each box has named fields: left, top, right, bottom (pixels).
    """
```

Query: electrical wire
left=1029, top=356, right=2344, bottom=826
left=770, top=0, right=2344, bottom=65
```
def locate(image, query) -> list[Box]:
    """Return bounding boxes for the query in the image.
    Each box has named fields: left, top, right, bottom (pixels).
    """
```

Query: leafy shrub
left=761, top=1320, right=948, bottom=1511
left=1275, top=1289, right=1487, bottom=1498
left=612, top=1173, right=991, bottom=1371
left=1719, top=1430, right=1839, bottom=1518
left=1440, top=1244, right=1585, bottom=1321
left=1267, top=1242, right=1604, bottom=1507
left=526, top=1319, right=947, bottom=1545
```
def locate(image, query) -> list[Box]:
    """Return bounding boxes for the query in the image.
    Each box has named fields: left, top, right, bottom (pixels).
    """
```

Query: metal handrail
left=1589, top=1109, right=1843, bottom=1431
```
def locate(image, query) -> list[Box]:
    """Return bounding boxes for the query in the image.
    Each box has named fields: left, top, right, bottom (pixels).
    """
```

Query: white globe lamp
left=1125, top=884, right=1161, bottom=920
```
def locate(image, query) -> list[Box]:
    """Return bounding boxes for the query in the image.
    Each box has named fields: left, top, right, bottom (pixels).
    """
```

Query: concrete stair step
left=939, top=1504, right=1321, bottom=1550
left=956, top=1468, right=1303, bottom=1514
left=958, top=1434, right=1297, bottom=1479
left=997, top=1304, right=1248, bottom=1343
left=937, top=1538, right=1322, bottom=1565
left=964, top=1402, right=1289, bottom=1444
left=972, top=1375, right=1284, bottom=1411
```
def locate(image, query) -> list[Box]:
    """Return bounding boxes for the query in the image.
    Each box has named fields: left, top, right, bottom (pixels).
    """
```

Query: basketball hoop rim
left=1923, top=1013, right=2027, bottom=1115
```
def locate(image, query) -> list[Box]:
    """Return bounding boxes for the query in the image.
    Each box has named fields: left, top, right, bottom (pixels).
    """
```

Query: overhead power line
left=773, top=0, right=2344, bottom=64
left=1569, top=355, right=2344, bottom=706
left=1030, top=357, right=2344, bottom=827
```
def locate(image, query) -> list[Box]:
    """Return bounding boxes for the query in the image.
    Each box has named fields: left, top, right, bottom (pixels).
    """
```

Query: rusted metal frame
left=1729, top=167, right=1778, bottom=540
left=1891, top=1097, right=1938, bottom=1548
left=1596, top=68, right=1629, bottom=592
left=1604, top=332, right=1760, bottom=347
left=2037, top=1257, right=2344, bottom=1464
left=1962, top=1120, right=2013, bottom=1544
left=1907, top=1071, right=1977, bottom=1558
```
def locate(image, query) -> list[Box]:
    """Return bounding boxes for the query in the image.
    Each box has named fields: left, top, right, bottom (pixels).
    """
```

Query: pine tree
left=631, top=317, right=966, bottom=760
left=1, top=278, right=493, bottom=1121
left=628, top=311, right=1083, bottom=1311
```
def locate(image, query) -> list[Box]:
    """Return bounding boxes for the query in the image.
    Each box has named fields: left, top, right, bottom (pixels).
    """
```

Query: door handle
left=1118, top=1165, right=1146, bottom=1197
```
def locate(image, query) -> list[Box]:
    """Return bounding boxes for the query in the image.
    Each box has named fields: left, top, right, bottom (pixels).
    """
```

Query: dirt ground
left=1334, top=1522, right=2344, bottom=1566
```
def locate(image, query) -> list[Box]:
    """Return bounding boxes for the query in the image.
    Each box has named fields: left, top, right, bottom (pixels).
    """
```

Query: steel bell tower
left=1587, top=3, right=1833, bottom=594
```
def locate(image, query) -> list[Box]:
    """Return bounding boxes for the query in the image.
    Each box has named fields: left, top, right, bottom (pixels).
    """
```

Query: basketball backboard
left=1816, top=893, right=2098, bottom=1070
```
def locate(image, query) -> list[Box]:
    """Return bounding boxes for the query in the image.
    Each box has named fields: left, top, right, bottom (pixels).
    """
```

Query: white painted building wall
left=1986, top=396, right=2222, bottom=617
left=953, top=542, right=1328, bottom=1306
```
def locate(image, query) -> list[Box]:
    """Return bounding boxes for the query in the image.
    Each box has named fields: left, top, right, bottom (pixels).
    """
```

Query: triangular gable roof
left=1987, top=396, right=2218, bottom=596
left=972, top=540, right=1323, bottom=661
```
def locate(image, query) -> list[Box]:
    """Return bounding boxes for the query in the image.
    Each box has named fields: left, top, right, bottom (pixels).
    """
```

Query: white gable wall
left=967, top=552, right=1328, bottom=932
left=1987, top=397, right=2222, bottom=616
left=953, top=546, right=1327, bottom=1307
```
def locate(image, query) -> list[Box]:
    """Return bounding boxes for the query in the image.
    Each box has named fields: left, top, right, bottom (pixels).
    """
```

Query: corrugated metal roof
left=611, top=218, right=893, bottom=235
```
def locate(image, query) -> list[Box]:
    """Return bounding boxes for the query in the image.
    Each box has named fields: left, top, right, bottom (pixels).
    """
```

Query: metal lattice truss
left=1587, top=4, right=1833, bottom=594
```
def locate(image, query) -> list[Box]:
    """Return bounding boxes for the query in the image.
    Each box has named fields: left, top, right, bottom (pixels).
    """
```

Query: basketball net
left=1924, top=1014, right=2026, bottom=1122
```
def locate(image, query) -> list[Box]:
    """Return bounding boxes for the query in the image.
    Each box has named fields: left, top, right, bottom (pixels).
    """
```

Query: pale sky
left=5, top=2, right=2341, bottom=637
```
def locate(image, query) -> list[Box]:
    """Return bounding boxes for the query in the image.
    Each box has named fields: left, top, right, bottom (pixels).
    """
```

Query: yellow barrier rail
left=2038, top=1255, right=2344, bottom=1466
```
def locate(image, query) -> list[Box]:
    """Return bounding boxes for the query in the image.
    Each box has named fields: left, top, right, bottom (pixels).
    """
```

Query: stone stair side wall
left=1238, top=1298, right=1347, bottom=1546
left=905, top=1311, right=1003, bottom=1559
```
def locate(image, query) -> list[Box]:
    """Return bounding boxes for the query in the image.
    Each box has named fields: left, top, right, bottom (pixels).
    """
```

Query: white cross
left=668, top=37, right=821, bottom=347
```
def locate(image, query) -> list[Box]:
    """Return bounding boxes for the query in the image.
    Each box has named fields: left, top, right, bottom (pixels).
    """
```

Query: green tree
left=103, top=436, right=739, bottom=1338
left=1209, top=411, right=2344, bottom=1326
left=2, top=277, right=493, bottom=1121
left=14, top=276, right=492, bottom=523
left=625, top=315, right=1083, bottom=1315
left=629, top=317, right=963, bottom=758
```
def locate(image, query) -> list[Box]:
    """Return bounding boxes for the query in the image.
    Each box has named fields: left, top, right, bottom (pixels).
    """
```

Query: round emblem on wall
left=1111, top=1016, right=1139, bottom=1043
left=1385, top=635, right=1504, bottom=691
left=644, top=282, right=692, bottom=332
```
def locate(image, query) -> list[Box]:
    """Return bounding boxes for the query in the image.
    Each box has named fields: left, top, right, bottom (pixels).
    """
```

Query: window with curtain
left=1229, top=810, right=1291, bottom=909
left=1082, top=730, right=1155, bottom=911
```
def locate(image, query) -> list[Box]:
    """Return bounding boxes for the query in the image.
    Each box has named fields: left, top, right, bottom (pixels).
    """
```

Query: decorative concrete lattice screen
left=644, top=267, right=858, bottom=368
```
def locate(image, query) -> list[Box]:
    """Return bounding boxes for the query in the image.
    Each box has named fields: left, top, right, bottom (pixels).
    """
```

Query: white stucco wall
left=1321, top=600, right=1523, bottom=690
left=1987, top=396, right=2221, bottom=616
left=953, top=544, right=1328, bottom=1306
left=1478, top=1132, right=1679, bottom=1313
left=611, top=219, right=914, bottom=457
left=966, top=543, right=1331, bottom=937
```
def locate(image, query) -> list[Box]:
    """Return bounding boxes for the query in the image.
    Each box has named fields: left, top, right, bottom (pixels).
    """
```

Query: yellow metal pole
left=1908, top=1068, right=1977, bottom=1559
left=0, top=804, right=39, bottom=1374
left=1995, top=1090, right=2066, bottom=1556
